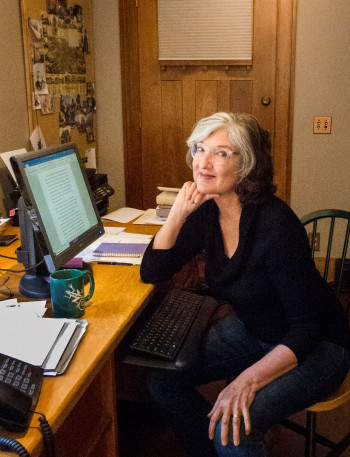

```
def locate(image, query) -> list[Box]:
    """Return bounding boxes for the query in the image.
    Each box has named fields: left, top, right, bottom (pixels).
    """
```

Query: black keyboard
left=130, top=288, right=206, bottom=360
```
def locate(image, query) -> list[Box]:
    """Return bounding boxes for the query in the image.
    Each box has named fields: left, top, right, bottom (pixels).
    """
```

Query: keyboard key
left=130, top=288, right=202, bottom=360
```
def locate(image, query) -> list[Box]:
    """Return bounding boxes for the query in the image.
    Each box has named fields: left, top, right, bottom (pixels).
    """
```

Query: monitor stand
left=19, top=274, right=51, bottom=299
left=16, top=197, right=51, bottom=299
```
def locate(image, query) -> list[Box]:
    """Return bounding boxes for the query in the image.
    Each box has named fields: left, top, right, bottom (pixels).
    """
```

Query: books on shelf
left=93, top=242, right=149, bottom=258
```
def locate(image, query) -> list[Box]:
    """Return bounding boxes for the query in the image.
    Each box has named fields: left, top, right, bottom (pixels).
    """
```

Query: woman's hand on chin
left=169, top=181, right=220, bottom=222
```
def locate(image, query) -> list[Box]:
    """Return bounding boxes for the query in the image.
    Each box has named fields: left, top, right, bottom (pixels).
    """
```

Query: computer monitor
left=10, top=143, right=104, bottom=298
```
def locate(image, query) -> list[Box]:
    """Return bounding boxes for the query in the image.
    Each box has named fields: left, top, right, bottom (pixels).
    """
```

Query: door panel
left=230, top=81, right=253, bottom=114
left=120, top=0, right=297, bottom=209
left=161, top=81, right=189, bottom=186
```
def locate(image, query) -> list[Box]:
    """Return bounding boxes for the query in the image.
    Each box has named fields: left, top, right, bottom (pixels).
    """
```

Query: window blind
left=158, top=0, right=253, bottom=61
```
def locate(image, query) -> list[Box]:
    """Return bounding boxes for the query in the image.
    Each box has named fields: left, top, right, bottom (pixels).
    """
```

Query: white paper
left=18, top=301, right=47, bottom=317
left=0, top=298, right=18, bottom=308
left=0, top=148, right=28, bottom=182
left=0, top=300, right=47, bottom=317
left=42, top=321, right=79, bottom=371
left=54, top=323, right=87, bottom=375
left=133, top=208, right=166, bottom=225
left=85, top=148, right=96, bottom=169
left=30, top=126, right=47, bottom=151
left=101, top=207, right=144, bottom=223
left=0, top=310, right=65, bottom=366
left=0, top=218, right=10, bottom=227
left=116, top=232, right=153, bottom=242
left=103, top=226, right=125, bottom=235
left=28, top=18, right=42, bottom=40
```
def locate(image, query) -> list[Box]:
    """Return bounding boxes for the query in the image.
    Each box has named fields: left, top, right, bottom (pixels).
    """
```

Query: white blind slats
left=158, top=0, right=253, bottom=61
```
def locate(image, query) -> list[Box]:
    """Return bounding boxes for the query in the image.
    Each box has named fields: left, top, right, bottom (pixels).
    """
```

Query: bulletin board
left=20, top=0, right=97, bottom=164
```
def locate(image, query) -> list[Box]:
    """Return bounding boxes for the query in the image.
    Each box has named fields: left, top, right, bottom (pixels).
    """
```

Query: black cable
left=0, top=437, right=30, bottom=456
left=37, top=413, right=55, bottom=457
left=0, top=414, right=56, bottom=457
left=0, top=254, right=17, bottom=260
left=0, top=258, right=45, bottom=273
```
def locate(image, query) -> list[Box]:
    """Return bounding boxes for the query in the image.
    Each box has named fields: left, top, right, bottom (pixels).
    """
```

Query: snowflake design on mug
left=65, top=284, right=85, bottom=310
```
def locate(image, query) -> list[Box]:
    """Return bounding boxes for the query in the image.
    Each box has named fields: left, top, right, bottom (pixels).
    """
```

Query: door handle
left=261, top=96, right=271, bottom=106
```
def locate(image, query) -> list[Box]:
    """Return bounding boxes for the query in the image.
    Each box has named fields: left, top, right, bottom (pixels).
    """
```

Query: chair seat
left=306, top=370, right=350, bottom=412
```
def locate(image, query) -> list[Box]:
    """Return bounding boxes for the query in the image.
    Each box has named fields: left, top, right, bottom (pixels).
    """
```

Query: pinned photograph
left=33, top=63, right=48, bottom=95
left=39, top=94, right=54, bottom=114
left=32, top=93, right=41, bottom=110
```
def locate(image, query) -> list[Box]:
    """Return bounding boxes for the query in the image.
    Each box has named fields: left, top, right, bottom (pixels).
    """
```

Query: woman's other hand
left=207, top=374, right=256, bottom=447
left=207, top=345, right=298, bottom=447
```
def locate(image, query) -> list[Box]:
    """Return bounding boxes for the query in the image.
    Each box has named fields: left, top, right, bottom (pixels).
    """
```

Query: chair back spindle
left=300, top=209, right=350, bottom=304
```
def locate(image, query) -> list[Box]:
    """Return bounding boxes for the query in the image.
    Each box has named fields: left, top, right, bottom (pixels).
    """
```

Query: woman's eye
left=196, top=146, right=205, bottom=153
left=216, top=150, right=229, bottom=158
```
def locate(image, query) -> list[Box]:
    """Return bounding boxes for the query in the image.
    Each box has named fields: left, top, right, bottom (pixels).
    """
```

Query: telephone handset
left=0, top=353, right=43, bottom=432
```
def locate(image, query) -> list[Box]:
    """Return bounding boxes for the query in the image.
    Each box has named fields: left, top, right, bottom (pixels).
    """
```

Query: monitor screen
left=11, top=143, right=104, bottom=298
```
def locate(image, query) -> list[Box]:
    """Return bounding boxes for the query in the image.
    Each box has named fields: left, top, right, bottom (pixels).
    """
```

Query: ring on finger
left=233, top=414, right=240, bottom=419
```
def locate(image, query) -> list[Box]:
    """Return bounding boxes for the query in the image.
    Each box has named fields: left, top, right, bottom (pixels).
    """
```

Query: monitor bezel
left=11, top=143, right=104, bottom=272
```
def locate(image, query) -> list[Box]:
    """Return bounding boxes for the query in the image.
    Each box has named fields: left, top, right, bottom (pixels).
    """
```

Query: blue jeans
left=146, top=314, right=350, bottom=457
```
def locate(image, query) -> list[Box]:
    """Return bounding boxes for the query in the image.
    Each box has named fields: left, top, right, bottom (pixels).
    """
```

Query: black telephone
left=0, top=353, right=43, bottom=432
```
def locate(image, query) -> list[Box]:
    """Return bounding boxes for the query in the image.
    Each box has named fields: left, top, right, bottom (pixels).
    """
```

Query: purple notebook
left=93, top=242, right=149, bottom=257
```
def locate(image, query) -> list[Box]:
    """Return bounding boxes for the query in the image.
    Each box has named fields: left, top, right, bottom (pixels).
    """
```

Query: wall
left=291, top=0, right=350, bottom=217
left=0, top=0, right=349, bottom=218
left=92, top=0, right=125, bottom=210
left=0, top=0, right=124, bottom=214
left=0, top=1, right=29, bottom=216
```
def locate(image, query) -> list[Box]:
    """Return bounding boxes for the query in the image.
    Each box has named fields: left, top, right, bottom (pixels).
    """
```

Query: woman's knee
left=213, top=416, right=265, bottom=447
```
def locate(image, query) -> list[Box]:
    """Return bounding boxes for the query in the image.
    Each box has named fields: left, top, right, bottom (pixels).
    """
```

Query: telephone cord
left=37, top=413, right=55, bottom=457
left=0, top=437, right=30, bottom=456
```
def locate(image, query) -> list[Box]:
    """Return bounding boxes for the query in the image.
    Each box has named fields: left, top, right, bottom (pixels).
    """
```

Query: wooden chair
left=281, top=209, right=350, bottom=457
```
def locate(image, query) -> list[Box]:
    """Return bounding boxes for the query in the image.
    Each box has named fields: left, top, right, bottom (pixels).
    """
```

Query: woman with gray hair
left=140, top=112, right=350, bottom=457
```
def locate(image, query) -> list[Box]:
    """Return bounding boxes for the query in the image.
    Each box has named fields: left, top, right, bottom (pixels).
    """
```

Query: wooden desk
left=0, top=223, right=158, bottom=457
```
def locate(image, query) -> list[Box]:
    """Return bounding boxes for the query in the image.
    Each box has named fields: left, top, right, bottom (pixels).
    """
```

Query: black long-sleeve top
left=141, top=196, right=350, bottom=363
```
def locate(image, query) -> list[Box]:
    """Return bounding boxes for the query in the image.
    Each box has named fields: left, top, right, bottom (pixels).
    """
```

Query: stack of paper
left=77, top=229, right=153, bottom=265
left=0, top=300, right=87, bottom=376
left=101, top=207, right=144, bottom=223
left=133, top=209, right=166, bottom=226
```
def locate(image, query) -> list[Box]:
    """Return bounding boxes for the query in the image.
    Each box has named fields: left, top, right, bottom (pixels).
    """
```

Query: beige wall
left=92, top=0, right=125, bottom=210
left=0, top=1, right=29, bottom=216
left=1, top=0, right=349, bottom=218
left=291, top=0, right=350, bottom=217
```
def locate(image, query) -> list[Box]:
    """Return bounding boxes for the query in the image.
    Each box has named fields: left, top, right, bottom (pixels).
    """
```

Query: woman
left=140, top=112, right=350, bottom=457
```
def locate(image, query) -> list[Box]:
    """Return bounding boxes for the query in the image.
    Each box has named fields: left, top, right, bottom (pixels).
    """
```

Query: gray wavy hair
left=186, top=112, right=276, bottom=204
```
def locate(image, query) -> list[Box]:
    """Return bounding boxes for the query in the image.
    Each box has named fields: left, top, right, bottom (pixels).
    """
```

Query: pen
left=97, top=261, right=134, bottom=266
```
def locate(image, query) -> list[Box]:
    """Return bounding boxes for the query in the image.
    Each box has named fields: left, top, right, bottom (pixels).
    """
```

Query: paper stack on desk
left=78, top=230, right=153, bottom=265
left=0, top=301, right=87, bottom=376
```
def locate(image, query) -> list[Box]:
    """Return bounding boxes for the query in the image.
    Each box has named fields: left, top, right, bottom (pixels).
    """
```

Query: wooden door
left=120, top=0, right=297, bottom=210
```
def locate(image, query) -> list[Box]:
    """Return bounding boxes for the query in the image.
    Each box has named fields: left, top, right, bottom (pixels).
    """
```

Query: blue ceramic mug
left=50, top=269, right=94, bottom=318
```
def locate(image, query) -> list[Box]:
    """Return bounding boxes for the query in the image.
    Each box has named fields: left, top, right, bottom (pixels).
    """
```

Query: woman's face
left=192, top=128, right=241, bottom=197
